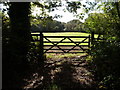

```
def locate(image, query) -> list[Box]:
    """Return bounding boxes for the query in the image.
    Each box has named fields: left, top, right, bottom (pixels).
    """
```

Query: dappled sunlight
left=23, top=54, right=97, bottom=90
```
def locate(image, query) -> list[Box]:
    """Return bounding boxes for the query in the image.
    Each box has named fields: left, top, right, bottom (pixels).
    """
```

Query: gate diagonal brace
left=67, top=38, right=83, bottom=51
left=68, top=37, right=88, bottom=52
left=44, top=37, right=67, bottom=53
left=77, top=38, right=88, bottom=51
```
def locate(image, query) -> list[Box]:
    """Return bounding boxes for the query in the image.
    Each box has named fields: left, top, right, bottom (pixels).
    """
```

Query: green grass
left=32, top=32, right=89, bottom=36
left=45, top=53, right=87, bottom=59
left=43, top=32, right=89, bottom=36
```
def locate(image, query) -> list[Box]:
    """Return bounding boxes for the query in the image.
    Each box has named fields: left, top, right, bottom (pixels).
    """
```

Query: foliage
left=2, top=13, right=10, bottom=45
left=31, top=17, right=64, bottom=32
left=66, top=1, right=97, bottom=19
left=64, top=19, right=85, bottom=32
left=88, top=1, right=120, bottom=90
left=91, top=41, right=120, bottom=75
left=89, top=35, right=120, bottom=90
left=84, top=13, right=108, bottom=34
left=98, top=75, right=120, bottom=90
left=84, top=12, right=120, bottom=37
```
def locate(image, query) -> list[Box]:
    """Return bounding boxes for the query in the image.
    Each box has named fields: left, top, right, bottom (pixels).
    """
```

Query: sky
left=49, top=8, right=88, bottom=23
left=49, top=2, right=86, bottom=23
left=50, top=1, right=104, bottom=23
left=32, top=0, right=100, bottom=23
left=1, top=0, right=101, bottom=23
left=50, top=0, right=101, bottom=23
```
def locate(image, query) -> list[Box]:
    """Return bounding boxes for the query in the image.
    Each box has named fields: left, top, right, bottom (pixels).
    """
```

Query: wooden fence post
left=38, top=32, right=44, bottom=66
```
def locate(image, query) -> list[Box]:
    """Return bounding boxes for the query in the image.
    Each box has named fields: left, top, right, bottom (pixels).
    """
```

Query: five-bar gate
left=31, top=31, right=92, bottom=55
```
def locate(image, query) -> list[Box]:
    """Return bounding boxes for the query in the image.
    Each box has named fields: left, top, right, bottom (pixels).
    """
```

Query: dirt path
left=23, top=54, right=98, bottom=90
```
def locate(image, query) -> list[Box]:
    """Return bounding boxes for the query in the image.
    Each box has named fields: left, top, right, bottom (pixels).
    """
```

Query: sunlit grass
left=43, top=32, right=90, bottom=36
left=45, top=53, right=87, bottom=59
left=32, top=32, right=91, bottom=37
left=31, top=32, right=98, bottom=46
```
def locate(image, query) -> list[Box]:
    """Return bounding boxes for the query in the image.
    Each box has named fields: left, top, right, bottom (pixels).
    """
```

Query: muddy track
left=23, top=55, right=97, bottom=90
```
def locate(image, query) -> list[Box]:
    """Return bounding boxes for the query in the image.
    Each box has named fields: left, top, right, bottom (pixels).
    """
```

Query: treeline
left=30, top=18, right=87, bottom=32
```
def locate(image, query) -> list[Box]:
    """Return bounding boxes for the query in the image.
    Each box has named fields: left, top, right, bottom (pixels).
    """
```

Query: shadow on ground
left=23, top=54, right=98, bottom=90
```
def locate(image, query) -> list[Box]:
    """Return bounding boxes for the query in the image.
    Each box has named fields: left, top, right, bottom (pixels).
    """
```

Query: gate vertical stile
left=39, top=31, right=44, bottom=66
left=91, top=32, right=94, bottom=45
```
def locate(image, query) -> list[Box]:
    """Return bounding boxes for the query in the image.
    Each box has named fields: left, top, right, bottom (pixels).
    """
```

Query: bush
left=90, top=39, right=120, bottom=89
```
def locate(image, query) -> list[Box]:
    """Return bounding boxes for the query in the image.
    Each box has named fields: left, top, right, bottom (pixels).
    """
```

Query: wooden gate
left=31, top=31, right=91, bottom=55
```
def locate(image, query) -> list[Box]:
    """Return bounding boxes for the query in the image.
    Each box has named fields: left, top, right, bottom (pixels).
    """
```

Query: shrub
left=91, top=39, right=120, bottom=89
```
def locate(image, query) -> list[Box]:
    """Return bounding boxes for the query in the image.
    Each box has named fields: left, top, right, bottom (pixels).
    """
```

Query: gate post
left=38, top=32, right=44, bottom=67
left=91, top=32, right=94, bottom=45
left=90, top=32, right=95, bottom=55
left=88, top=35, right=91, bottom=54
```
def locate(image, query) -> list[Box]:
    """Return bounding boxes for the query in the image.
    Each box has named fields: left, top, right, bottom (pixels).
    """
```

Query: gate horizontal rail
left=43, top=41, right=89, bottom=43
left=32, top=43, right=89, bottom=46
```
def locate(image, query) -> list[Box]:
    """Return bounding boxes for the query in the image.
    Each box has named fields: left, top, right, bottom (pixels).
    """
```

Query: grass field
left=31, top=32, right=98, bottom=45
left=32, top=32, right=92, bottom=37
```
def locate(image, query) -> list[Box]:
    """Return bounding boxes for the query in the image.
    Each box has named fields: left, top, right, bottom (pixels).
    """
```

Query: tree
left=103, top=2, right=120, bottom=39
left=84, top=13, right=109, bottom=34
left=64, top=19, right=85, bottom=32
left=84, top=9, right=120, bottom=38
left=3, top=2, right=31, bottom=88
left=9, top=2, right=31, bottom=59
left=31, top=17, right=65, bottom=32
left=88, top=2, right=120, bottom=89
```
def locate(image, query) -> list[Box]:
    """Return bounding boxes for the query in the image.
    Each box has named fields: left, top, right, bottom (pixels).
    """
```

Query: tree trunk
left=3, top=2, right=31, bottom=88
left=9, top=2, right=31, bottom=70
